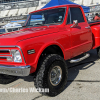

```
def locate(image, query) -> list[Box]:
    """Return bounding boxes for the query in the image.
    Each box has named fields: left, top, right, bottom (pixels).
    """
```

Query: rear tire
left=0, top=74, right=17, bottom=84
left=97, top=47, right=100, bottom=58
left=34, top=54, right=68, bottom=96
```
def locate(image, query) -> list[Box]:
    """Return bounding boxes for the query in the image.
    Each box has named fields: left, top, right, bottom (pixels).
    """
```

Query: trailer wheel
left=0, top=74, right=17, bottom=84
left=34, top=54, right=68, bottom=96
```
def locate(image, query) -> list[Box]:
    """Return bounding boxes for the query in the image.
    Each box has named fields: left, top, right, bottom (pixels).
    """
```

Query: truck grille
left=0, top=49, right=12, bottom=62
left=0, top=50, right=10, bottom=55
left=0, top=56, right=8, bottom=61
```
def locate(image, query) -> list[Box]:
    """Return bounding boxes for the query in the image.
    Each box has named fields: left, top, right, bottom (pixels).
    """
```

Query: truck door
left=66, top=7, right=92, bottom=57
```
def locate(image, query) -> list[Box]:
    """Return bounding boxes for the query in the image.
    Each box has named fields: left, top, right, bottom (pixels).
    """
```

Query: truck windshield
left=25, top=7, right=66, bottom=27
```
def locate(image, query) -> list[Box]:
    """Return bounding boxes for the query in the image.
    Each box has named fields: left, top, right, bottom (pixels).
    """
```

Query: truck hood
left=0, top=26, right=59, bottom=46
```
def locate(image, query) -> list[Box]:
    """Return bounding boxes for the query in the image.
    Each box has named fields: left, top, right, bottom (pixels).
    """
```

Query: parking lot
left=0, top=49, right=100, bottom=100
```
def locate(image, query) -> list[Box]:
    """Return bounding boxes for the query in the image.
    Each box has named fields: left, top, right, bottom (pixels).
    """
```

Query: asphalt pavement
left=0, top=49, right=100, bottom=100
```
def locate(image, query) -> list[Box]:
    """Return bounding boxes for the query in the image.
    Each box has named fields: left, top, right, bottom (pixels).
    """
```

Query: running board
left=70, top=53, right=90, bottom=63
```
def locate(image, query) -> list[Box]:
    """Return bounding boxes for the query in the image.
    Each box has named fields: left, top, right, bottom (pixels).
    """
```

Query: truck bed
left=89, top=20, right=100, bottom=49
left=88, top=20, right=100, bottom=26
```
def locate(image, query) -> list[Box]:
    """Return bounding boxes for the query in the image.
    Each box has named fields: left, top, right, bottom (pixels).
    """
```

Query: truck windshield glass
left=25, top=8, right=66, bottom=27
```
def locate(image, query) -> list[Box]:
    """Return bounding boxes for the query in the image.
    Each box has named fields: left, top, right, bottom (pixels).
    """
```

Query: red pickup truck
left=0, top=4, right=100, bottom=96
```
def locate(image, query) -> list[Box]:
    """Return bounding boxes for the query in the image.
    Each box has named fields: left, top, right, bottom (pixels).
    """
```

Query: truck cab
left=65, top=5, right=93, bottom=58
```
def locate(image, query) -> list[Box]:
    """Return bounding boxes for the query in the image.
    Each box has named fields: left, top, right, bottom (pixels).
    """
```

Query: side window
left=70, top=7, right=85, bottom=24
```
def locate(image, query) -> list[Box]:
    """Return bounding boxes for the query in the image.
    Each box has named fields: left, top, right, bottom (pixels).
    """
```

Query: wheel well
left=34, top=45, right=64, bottom=75
left=42, top=45, right=64, bottom=58
left=38, top=45, right=64, bottom=66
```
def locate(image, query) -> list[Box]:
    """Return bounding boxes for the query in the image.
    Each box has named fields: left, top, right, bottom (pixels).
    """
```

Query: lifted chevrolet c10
left=0, top=4, right=100, bottom=96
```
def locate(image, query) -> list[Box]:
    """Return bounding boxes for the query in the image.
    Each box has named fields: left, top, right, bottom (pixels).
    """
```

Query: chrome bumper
left=0, top=65, right=31, bottom=76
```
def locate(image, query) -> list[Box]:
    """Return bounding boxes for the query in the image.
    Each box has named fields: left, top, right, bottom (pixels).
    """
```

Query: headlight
left=11, top=50, right=22, bottom=62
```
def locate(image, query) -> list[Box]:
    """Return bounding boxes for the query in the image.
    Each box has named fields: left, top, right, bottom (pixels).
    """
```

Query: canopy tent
left=42, top=0, right=90, bottom=13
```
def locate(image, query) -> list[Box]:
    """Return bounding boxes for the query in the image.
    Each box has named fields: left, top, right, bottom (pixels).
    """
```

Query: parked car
left=0, top=26, right=22, bottom=34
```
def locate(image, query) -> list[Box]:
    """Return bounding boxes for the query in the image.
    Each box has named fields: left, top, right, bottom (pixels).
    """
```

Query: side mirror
left=70, top=20, right=78, bottom=28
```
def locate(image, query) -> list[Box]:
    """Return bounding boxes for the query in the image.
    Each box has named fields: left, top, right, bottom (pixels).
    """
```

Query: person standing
left=94, top=13, right=100, bottom=21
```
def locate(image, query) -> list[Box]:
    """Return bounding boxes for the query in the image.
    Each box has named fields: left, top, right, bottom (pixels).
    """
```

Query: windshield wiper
left=34, top=23, right=44, bottom=26
left=22, top=25, right=33, bottom=28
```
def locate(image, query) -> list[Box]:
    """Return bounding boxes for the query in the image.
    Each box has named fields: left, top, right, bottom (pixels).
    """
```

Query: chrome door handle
left=85, top=26, right=91, bottom=29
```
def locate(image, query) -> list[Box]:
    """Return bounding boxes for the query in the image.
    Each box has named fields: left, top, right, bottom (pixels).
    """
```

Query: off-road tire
left=0, top=74, right=17, bottom=84
left=34, top=54, right=68, bottom=96
left=97, top=47, right=100, bottom=58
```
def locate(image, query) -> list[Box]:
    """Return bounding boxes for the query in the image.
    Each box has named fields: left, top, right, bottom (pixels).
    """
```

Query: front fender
left=17, top=36, right=65, bottom=73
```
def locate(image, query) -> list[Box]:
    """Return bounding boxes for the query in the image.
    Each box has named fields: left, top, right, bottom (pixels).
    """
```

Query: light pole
left=91, top=0, right=93, bottom=5
left=82, top=0, right=83, bottom=5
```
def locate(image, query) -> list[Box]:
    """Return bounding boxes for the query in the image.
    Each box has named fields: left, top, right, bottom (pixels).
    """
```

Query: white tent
left=2, top=23, right=21, bottom=28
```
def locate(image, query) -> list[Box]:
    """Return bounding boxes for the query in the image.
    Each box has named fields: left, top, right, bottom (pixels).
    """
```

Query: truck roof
left=30, top=4, right=81, bottom=14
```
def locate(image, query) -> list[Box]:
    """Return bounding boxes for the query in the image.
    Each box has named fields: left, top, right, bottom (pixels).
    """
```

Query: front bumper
left=0, top=65, right=31, bottom=76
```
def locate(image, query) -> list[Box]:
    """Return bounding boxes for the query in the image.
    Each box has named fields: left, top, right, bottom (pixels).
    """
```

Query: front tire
left=34, top=54, right=68, bottom=96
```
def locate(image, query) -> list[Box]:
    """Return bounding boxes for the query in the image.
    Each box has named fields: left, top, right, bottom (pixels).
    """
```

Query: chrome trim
left=69, top=8, right=72, bottom=24
left=15, top=46, right=26, bottom=64
left=70, top=53, right=90, bottom=63
left=28, top=49, right=35, bottom=54
left=66, top=8, right=71, bottom=24
left=26, top=7, right=67, bottom=27
left=50, top=66, right=62, bottom=86
left=61, top=7, right=67, bottom=25
left=0, top=56, right=12, bottom=62
left=0, top=65, right=31, bottom=76
left=0, top=45, right=26, bottom=64
left=0, top=56, right=12, bottom=58
left=0, top=46, right=17, bottom=47
left=85, top=26, right=91, bottom=29
left=70, top=20, right=78, bottom=28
